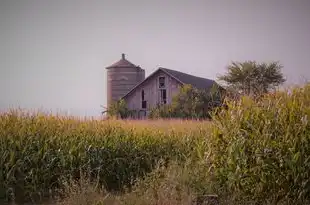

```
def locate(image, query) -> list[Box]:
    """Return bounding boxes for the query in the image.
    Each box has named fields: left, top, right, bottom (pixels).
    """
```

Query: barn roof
left=122, top=67, right=218, bottom=99
left=160, top=68, right=215, bottom=90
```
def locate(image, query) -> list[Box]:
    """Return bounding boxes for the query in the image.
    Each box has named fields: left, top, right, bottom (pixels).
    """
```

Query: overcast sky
left=1, top=0, right=310, bottom=116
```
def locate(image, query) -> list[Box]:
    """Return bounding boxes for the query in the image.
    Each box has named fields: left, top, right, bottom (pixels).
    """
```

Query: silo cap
left=106, top=53, right=139, bottom=69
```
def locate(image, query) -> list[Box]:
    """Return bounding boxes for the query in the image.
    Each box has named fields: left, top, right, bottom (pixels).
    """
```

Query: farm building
left=106, top=54, right=221, bottom=118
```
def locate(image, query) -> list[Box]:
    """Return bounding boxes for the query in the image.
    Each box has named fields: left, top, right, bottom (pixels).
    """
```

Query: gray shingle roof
left=160, top=68, right=216, bottom=90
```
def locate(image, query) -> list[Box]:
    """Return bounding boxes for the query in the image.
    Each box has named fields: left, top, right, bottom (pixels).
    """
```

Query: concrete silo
left=106, top=53, right=145, bottom=107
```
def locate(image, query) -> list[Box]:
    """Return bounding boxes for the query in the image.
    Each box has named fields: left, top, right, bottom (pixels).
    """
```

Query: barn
left=106, top=54, right=220, bottom=118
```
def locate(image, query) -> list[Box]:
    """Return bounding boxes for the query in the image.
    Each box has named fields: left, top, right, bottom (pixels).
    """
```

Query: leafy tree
left=149, top=84, right=225, bottom=119
left=218, top=61, right=286, bottom=97
left=101, top=99, right=132, bottom=119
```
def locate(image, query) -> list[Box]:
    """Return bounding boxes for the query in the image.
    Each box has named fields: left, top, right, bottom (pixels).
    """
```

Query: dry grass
left=51, top=161, right=200, bottom=205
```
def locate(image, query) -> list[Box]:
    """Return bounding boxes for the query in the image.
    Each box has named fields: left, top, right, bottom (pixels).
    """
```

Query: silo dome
left=106, top=53, right=145, bottom=107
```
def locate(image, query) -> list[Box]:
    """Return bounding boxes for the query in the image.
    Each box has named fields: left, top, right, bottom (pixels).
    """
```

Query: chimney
left=122, top=53, right=125, bottom=60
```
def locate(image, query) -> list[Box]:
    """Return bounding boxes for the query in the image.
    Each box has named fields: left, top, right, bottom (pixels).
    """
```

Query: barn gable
left=121, top=68, right=219, bottom=118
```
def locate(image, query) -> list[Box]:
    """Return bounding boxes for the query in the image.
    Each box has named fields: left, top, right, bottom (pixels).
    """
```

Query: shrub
left=105, top=99, right=132, bottom=119
left=149, top=84, right=225, bottom=119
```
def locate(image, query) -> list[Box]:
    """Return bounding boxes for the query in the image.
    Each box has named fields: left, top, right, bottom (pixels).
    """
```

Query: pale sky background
left=0, top=0, right=310, bottom=117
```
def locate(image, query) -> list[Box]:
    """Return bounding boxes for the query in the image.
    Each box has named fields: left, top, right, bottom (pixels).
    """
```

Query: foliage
left=1, top=83, right=310, bottom=205
left=53, top=160, right=212, bottom=205
left=0, top=112, right=209, bottom=204
left=104, top=99, right=132, bottom=119
left=209, top=83, right=310, bottom=204
left=117, top=160, right=211, bottom=205
left=218, top=61, right=286, bottom=97
left=54, top=173, right=109, bottom=205
left=149, top=84, right=225, bottom=119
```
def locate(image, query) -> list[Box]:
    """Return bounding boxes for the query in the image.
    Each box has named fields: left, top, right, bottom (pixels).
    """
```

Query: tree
left=218, top=61, right=286, bottom=97
left=101, top=99, right=132, bottom=119
left=149, top=84, right=225, bottom=119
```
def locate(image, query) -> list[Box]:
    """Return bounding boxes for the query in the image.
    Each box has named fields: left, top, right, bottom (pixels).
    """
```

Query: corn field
left=209, top=84, right=310, bottom=204
left=0, top=112, right=210, bottom=204
left=1, top=83, right=310, bottom=205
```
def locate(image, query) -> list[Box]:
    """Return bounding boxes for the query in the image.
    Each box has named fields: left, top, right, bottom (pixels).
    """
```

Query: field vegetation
left=1, top=61, right=309, bottom=204
left=1, top=83, right=310, bottom=204
left=0, top=111, right=210, bottom=204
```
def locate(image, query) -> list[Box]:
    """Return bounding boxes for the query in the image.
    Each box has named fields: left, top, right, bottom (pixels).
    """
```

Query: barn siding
left=124, top=71, right=182, bottom=118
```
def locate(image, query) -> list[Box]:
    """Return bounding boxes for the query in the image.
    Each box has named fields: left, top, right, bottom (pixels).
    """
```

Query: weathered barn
left=106, top=54, right=219, bottom=118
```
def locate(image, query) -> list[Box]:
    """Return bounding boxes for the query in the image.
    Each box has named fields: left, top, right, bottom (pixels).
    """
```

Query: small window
left=159, top=76, right=165, bottom=88
left=142, top=100, right=147, bottom=109
left=141, top=89, right=147, bottom=109
left=160, top=89, right=167, bottom=104
left=141, top=90, right=145, bottom=101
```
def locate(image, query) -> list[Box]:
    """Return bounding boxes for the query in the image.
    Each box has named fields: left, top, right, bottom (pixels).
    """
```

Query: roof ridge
left=160, top=67, right=215, bottom=82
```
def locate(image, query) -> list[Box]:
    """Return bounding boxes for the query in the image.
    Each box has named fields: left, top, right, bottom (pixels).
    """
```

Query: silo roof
left=106, top=53, right=139, bottom=69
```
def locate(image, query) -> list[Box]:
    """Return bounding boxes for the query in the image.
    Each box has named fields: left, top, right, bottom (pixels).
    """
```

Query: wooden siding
left=107, top=67, right=145, bottom=106
left=124, top=70, right=182, bottom=116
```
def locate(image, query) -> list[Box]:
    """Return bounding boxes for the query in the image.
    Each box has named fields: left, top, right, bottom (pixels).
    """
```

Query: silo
left=106, top=53, right=145, bottom=107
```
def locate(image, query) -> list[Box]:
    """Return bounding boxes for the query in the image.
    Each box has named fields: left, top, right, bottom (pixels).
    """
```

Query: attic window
left=159, top=76, right=165, bottom=88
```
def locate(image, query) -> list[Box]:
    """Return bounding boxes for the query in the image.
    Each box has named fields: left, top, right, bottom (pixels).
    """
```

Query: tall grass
left=1, top=83, right=310, bottom=205
left=209, top=84, right=310, bottom=204
left=52, top=159, right=213, bottom=205
left=0, top=112, right=209, bottom=204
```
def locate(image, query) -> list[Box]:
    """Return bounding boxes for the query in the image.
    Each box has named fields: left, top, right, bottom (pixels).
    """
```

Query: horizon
left=1, top=0, right=310, bottom=117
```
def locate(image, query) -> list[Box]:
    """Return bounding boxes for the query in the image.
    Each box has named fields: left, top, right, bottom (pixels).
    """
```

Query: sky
left=1, top=0, right=310, bottom=117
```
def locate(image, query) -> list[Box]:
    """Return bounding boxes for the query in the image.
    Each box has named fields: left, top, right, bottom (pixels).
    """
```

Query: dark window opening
left=159, top=77, right=165, bottom=88
left=160, top=89, right=167, bottom=104
left=142, top=100, right=147, bottom=109
left=141, top=89, right=147, bottom=109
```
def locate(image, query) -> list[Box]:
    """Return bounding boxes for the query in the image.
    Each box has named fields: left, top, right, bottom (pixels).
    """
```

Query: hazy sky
left=1, top=0, right=310, bottom=116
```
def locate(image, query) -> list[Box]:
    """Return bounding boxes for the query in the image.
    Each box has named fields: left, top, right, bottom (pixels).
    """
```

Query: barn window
left=160, top=89, right=167, bottom=104
left=141, top=89, right=147, bottom=109
left=142, top=90, right=145, bottom=101
left=159, top=76, right=165, bottom=88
